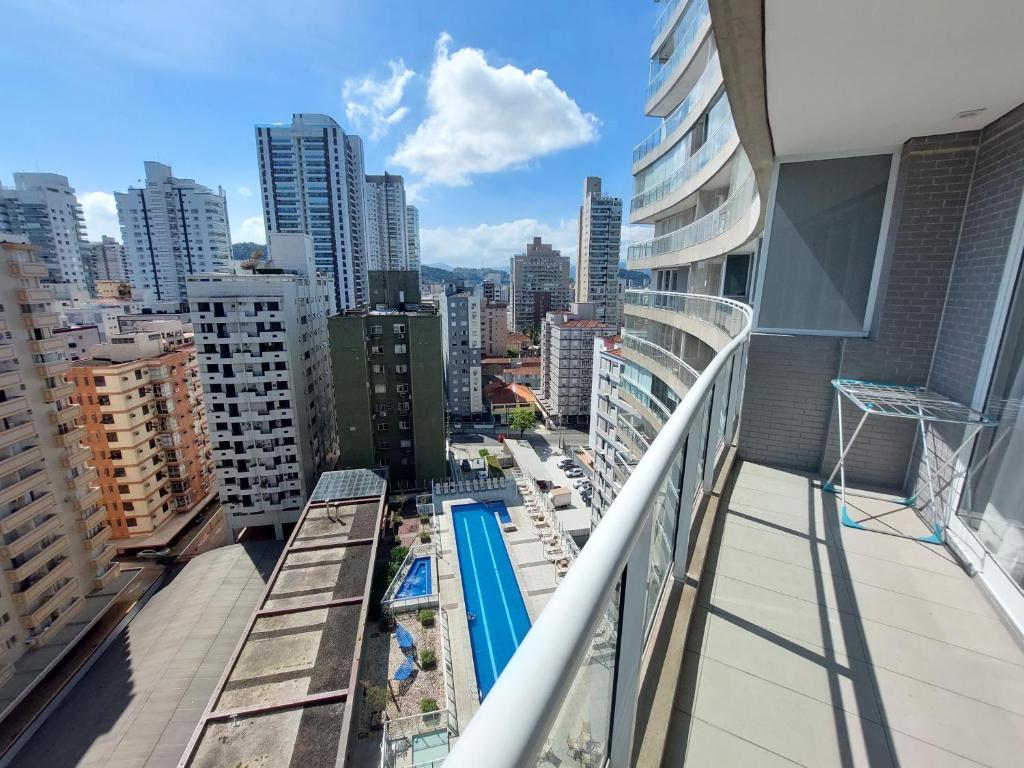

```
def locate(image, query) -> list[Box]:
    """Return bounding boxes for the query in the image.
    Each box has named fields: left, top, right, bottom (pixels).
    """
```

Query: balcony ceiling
left=765, top=0, right=1024, bottom=156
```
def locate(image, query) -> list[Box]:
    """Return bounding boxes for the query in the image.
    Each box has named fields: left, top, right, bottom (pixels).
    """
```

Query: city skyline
left=0, top=0, right=655, bottom=270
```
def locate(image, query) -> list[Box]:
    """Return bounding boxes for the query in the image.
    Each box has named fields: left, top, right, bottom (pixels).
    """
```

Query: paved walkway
left=503, top=437, right=591, bottom=536
left=669, top=461, right=1024, bottom=767
left=12, top=541, right=283, bottom=768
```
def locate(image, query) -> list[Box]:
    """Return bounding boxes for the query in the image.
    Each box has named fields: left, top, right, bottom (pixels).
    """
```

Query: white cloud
left=233, top=216, right=266, bottom=244
left=390, top=33, right=598, bottom=187
left=80, top=191, right=121, bottom=241
left=344, top=59, right=415, bottom=140
left=237, top=186, right=253, bottom=197
left=421, top=218, right=578, bottom=270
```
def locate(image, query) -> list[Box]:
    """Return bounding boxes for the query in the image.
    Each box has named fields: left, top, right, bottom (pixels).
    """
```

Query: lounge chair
left=395, top=623, right=415, bottom=651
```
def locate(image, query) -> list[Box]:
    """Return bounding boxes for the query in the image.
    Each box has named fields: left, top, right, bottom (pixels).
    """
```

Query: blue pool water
left=395, top=556, right=432, bottom=599
left=489, top=500, right=513, bottom=526
left=451, top=502, right=531, bottom=698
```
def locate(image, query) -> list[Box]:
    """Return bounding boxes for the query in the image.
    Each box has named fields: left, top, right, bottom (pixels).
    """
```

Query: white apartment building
left=0, top=236, right=118, bottom=675
left=508, top=237, right=573, bottom=332
left=115, top=161, right=232, bottom=307
left=255, top=113, right=368, bottom=311
left=0, top=173, right=89, bottom=291
left=406, top=205, right=421, bottom=272
left=365, top=173, right=410, bottom=271
left=539, top=303, right=615, bottom=425
left=587, top=336, right=631, bottom=526
left=187, top=233, right=338, bottom=540
left=440, top=286, right=483, bottom=417
left=82, top=235, right=127, bottom=291
left=575, top=177, right=624, bottom=328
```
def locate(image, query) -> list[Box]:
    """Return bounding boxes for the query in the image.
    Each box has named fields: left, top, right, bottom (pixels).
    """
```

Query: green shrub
left=418, top=512, right=430, bottom=524
left=419, top=649, right=437, bottom=669
left=420, top=697, right=439, bottom=713
left=385, top=546, right=410, bottom=583
left=478, top=448, right=489, bottom=457
left=419, top=531, right=431, bottom=543
left=363, top=681, right=388, bottom=712
left=418, top=608, right=435, bottom=627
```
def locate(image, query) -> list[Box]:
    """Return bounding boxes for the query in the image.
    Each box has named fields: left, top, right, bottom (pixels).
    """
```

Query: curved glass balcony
left=651, top=0, right=683, bottom=46
left=622, top=331, right=699, bottom=391
left=624, top=290, right=752, bottom=340
left=630, top=112, right=736, bottom=215
left=646, top=0, right=710, bottom=106
left=633, top=52, right=721, bottom=166
left=628, top=158, right=754, bottom=263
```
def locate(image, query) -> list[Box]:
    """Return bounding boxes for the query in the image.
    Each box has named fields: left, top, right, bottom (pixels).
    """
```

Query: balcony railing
left=631, top=111, right=736, bottom=214
left=633, top=52, right=721, bottom=165
left=445, top=294, right=752, bottom=767
left=624, top=290, right=752, bottom=339
left=627, top=159, right=755, bottom=263
left=622, top=331, right=699, bottom=391
left=646, top=0, right=710, bottom=106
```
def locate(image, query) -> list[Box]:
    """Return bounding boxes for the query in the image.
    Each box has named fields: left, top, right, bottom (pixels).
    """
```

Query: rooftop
left=485, top=382, right=539, bottom=406
left=180, top=469, right=387, bottom=768
left=557, top=319, right=613, bottom=329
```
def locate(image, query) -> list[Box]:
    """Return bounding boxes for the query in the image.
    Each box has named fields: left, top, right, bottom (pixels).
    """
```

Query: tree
left=508, top=407, right=537, bottom=438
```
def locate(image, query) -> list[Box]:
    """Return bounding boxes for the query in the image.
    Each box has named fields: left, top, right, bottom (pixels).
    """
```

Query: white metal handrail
left=444, top=297, right=752, bottom=767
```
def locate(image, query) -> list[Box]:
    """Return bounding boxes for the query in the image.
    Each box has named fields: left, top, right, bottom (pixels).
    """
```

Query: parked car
left=565, top=468, right=584, bottom=479
left=557, top=458, right=575, bottom=468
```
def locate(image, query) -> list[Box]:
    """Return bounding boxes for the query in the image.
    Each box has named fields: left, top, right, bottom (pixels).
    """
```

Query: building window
left=376, top=423, right=389, bottom=432
left=394, top=344, right=407, bottom=354
left=757, top=153, right=895, bottom=334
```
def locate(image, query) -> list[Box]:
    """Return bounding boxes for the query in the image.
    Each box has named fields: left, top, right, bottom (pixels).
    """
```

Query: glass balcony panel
left=644, top=449, right=684, bottom=636
left=646, top=0, right=710, bottom=104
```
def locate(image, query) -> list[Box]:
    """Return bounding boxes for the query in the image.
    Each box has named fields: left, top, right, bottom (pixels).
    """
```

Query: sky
left=0, top=0, right=658, bottom=271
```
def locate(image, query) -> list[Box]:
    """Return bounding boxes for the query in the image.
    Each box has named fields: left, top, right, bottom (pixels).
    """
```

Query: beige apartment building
left=0, top=236, right=118, bottom=677
left=481, top=299, right=509, bottom=357
left=68, top=322, right=215, bottom=540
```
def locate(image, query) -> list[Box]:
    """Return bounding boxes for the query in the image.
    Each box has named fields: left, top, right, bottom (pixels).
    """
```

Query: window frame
left=751, top=147, right=901, bottom=337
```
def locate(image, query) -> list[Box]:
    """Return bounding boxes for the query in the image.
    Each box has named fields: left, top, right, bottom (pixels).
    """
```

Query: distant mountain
left=232, top=242, right=264, bottom=261
left=421, top=264, right=509, bottom=285
left=423, top=261, right=457, bottom=271
left=619, top=267, right=650, bottom=286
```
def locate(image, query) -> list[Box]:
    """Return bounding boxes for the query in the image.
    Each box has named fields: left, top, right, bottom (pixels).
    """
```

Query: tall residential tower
left=575, top=177, right=624, bottom=328
left=115, top=162, right=232, bottom=307
left=365, top=173, right=411, bottom=271
left=255, top=113, right=368, bottom=311
left=508, top=237, right=572, bottom=332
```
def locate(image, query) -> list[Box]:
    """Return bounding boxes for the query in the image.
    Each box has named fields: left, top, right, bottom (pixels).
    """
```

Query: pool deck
left=435, top=495, right=560, bottom=731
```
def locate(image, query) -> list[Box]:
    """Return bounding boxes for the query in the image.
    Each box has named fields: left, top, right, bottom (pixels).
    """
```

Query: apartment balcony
left=622, top=332, right=699, bottom=395
left=8, top=260, right=48, bottom=278
left=0, top=344, right=15, bottom=363
left=6, top=536, right=70, bottom=583
left=633, top=52, right=722, bottom=171
left=645, top=0, right=711, bottom=117
left=92, top=544, right=116, bottom=574
left=94, top=563, right=120, bottom=591
left=27, top=595, right=84, bottom=648
left=0, top=396, right=30, bottom=421
left=36, top=359, right=70, bottom=379
left=624, top=290, right=750, bottom=353
left=77, top=505, right=106, bottom=534
left=630, top=116, right=739, bottom=224
left=627, top=161, right=759, bottom=269
left=49, top=403, right=82, bottom=427
left=0, top=445, right=44, bottom=484
left=83, top=524, right=113, bottom=551
left=0, top=370, right=23, bottom=392
left=72, top=486, right=102, bottom=512
left=17, top=288, right=54, bottom=304
left=67, top=466, right=98, bottom=492
left=650, top=0, right=685, bottom=54
left=53, top=425, right=85, bottom=448
left=42, top=381, right=75, bottom=403
left=28, top=336, right=66, bottom=354
left=20, top=311, right=60, bottom=329
left=0, top=514, right=61, bottom=559
left=61, top=444, right=91, bottom=468
left=21, top=575, right=79, bottom=630
left=0, top=422, right=37, bottom=452
left=0, top=467, right=49, bottom=508
left=0, top=493, right=55, bottom=534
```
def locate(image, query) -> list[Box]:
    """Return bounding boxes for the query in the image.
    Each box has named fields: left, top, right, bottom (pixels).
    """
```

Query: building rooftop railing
left=646, top=0, right=709, bottom=105
left=444, top=293, right=752, bottom=767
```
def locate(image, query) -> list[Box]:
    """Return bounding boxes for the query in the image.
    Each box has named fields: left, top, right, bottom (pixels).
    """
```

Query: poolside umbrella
left=395, top=623, right=415, bottom=651
left=394, top=656, right=415, bottom=681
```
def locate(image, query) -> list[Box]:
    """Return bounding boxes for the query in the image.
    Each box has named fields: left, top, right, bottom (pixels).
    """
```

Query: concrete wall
left=740, top=115, right=1023, bottom=491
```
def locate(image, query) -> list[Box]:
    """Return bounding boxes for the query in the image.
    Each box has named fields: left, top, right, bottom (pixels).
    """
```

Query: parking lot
left=501, top=434, right=592, bottom=538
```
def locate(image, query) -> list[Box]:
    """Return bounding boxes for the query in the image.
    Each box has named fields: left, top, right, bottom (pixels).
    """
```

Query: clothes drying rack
left=823, top=379, right=997, bottom=544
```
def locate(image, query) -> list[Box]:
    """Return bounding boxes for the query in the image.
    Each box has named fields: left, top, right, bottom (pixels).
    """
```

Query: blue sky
left=0, top=0, right=656, bottom=270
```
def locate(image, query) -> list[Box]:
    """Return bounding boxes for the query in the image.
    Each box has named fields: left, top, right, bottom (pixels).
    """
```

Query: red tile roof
left=485, top=383, right=538, bottom=406
left=559, top=319, right=614, bottom=329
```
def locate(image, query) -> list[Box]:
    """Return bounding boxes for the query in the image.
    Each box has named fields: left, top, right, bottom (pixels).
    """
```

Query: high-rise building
left=441, top=285, right=484, bottom=418
left=539, top=303, right=616, bottom=425
left=481, top=299, right=509, bottom=357
left=447, top=4, right=1024, bottom=767
left=115, top=161, right=232, bottom=307
left=0, top=173, right=89, bottom=291
left=68, top=321, right=216, bottom=540
left=575, top=177, right=624, bottom=327
left=329, top=271, right=445, bottom=488
left=0, top=236, right=118, bottom=669
left=508, top=237, right=572, bottom=332
left=365, top=173, right=410, bottom=271
left=406, top=204, right=421, bottom=272
left=187, top=233, right=338, bottom=540
left=82, top=235, right=127, bottom=293
left=255, top=113, right=369, bottom=311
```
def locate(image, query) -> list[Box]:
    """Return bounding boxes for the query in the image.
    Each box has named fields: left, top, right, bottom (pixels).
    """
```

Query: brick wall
left=740, top=129, right=987, bottom=488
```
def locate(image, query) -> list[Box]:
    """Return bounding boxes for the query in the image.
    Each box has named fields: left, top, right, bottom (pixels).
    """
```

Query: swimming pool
left=395, top=556, right=433, bottom=599
left=451, top=502, right=532, bottom=699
